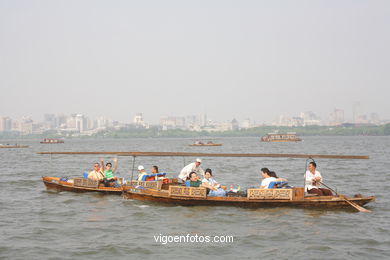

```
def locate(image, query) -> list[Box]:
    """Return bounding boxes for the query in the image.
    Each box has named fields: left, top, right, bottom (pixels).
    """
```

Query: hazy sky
left=0, top=0, right=389, bottom=124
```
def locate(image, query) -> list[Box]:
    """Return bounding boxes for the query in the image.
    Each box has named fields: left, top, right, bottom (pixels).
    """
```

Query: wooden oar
left=319, top=181, right=371, bottom=213
left=37, top=151, right=369, bottom=159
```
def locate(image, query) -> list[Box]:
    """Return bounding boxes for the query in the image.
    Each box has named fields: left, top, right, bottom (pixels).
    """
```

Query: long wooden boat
left=42, top=176, right=179, bottom=194
left=42, top=176, right=124, bottom=194
left=0, top=144, right=29, bottom=148
left=261, top=132, right=302, bottom=142
left=123, top=183, right=375, bottom=210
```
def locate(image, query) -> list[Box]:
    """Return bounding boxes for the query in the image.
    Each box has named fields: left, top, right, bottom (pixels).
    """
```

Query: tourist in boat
left=151, top=165, right=158, bottom=174
left=137, top=165, right=147, bottom=181
left=305, top=162, right=333, bottom=196
left=202, top=168, right=226, bottom=197
left=88, top=162, right=104, bottom=181
left=260, top=168, right=288, bottom=189
left=268, top=171, right=289, bottom=188
left=178, top=158, right=204, bottom=182
left=101, top=158, right=119, bottom=187
left=187, top=172, right=203, bottom=187
left=150, top=165, right=160, bottom=181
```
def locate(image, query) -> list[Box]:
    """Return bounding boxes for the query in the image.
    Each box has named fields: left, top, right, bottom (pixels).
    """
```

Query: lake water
left=0, top=136, right=389, bottom=259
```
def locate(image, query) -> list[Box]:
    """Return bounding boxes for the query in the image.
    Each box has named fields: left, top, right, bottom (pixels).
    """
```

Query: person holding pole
left=305, top=162, right=332, bottom=196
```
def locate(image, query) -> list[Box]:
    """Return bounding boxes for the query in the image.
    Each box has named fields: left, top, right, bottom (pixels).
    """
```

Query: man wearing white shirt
left=178, top=158, right=204, bottom=181
left=305, top=162, right=332, bottom=196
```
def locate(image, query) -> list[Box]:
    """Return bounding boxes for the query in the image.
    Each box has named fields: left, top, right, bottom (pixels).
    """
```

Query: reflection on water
left=0, top=136, right=389, bottom=259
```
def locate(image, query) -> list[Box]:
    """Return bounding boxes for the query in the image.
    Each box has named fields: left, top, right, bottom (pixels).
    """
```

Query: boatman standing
left=178, top=158, right=204, bottom=182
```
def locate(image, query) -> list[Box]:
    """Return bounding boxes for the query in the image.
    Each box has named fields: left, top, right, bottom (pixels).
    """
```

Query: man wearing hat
left=178, top=158, right=204, bottom=182
left=137, top=165, right=147, bottom=181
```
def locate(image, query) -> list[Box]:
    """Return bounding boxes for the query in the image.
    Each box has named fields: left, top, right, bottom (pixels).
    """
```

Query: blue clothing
left=208, top=188, right=226, bottom=197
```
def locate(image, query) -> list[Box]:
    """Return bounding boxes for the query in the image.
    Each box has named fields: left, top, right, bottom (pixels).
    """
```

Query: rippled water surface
left=1, top=137, right=389, bottom=259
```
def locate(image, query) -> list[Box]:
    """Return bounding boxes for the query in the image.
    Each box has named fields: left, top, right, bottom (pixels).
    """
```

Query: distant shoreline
left=1, top=124, right=390, bottom=139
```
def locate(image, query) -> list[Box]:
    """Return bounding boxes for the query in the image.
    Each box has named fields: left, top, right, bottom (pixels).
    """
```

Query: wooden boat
left=123, top=184, right=375, bottom=210
left=42, top=176, right=124, bottom=194
left=261, top=132, right=302, bottom=142
left=40, top=138, right=64, bottom=144
left=39, top=151, right=373, bottom=211
left=42, top=176, right=179, bottom=194
left=0, top=144, right=29, bottom=148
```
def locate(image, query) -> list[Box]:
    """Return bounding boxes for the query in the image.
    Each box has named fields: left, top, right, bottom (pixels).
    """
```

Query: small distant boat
left=261, top=132, right=302, bottom=142
left=189, top=141, right=223, bottom=146
left=40, top=138, right=64, bottom=144
left=0, top=144, right=29, bottom=148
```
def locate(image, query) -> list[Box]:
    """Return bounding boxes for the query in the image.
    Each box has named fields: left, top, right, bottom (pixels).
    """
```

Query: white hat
left=196, top=158, right=202, bottom=163
left=138, top=165, right=144, bottom=170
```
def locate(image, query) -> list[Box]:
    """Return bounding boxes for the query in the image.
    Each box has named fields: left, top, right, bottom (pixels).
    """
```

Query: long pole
left=319, top=181, right=371, bottom=213
left=37, top=151, right=369, bottom=160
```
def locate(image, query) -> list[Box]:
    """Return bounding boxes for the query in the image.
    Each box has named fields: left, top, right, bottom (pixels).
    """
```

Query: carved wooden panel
left=129, top=180, right=162, bottom=190
left=169, top=186, right=207, bottom=198
left=247, top=188, right=293, bottom=200
left=73, top=178, right=99, bottom=188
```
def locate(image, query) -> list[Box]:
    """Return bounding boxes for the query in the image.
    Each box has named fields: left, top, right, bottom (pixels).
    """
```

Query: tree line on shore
left=1, top=124, right=390, bottom=139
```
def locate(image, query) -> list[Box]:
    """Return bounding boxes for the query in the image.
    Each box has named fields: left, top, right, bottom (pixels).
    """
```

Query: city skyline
left=0, top=105, right=386, bottom=135
left=0, top=101, right=386, bottom=125
left=1, top=1, right=389, bottom=125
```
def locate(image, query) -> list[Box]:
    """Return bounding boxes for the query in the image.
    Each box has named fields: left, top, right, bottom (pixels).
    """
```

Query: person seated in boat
left=101, top=158, right=118, bottom=187
left=151, top=165, right=158, bottom=174
left=137, top=165, right=148, bottom=181
left=178, top=158, right=204, bottom=182
left=150, top=165, right=166, bottom=181
left=88, top=162, right=104, bottom=181
left=207, top=141, right=213, bottom=144
left=305, top=162, right=332, bottom=196
left=268, top=171, right=289, bottom=188
left=186, top=172, right=203, bottom=187
left=260, top=168, right=288, bottom=189
left=202, top=168, right=226, bottom=197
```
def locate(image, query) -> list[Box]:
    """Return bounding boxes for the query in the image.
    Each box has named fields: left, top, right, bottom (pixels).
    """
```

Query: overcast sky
left=0, top=0, right=389, bottom=124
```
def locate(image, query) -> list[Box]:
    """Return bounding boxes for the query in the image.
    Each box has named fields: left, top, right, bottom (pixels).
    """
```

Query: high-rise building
left=231, top=118, right=239, bottom=130
left=330, top=109, right=344, bottom=126
left=75, top=114, right=87, bottom=132
left=198, top=113, right=207, bottom=127
left=20, top=117, right=34, bottom=135
left=133, top=113, right=145, bottom=127
left=185, top=115, right=197, bottom=128
left=241, top=118, right=252, bottom=129
left=44, top=114, right=57, bottom=129
left=0, top=116, right=12, bottom=132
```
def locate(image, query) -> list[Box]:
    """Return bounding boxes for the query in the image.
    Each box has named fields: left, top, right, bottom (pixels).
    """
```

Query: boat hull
left=42, top=176, right=123, bottom=194
left=123, top=188, right=375, bottom=209
left=261, top=139, right=302, bottom=142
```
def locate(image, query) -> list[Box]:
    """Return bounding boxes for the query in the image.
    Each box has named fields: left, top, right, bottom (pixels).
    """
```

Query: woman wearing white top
left=202, top=168, right=226, bottom=197
left=305, top=162, right=332, bottom=196
left=260, top=168, right=287, bottom=189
